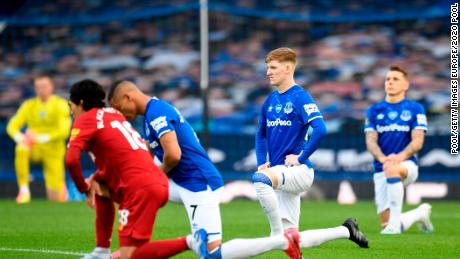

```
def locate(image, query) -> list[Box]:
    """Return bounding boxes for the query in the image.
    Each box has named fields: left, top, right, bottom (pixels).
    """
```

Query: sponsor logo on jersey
left=303, top=103, right=319, bottom=116
left=268, top=106, right=273, bottom=112
left=150, top=116, right=168, bottom=133
left=376, top=123, right=410, bottom=133
left=388, top=111, right=398, bottom=120
left=266, top=118, right=292, bottom=127
left=150, top=141, right=159, bottom=149
left=284, top=102, right=293, bottom=114
left=377, top=113, right=384, bottom=120
left=417, top=114, right=427, bottom=125
left=70, top=128, right=80, bottom=141
left=400, top=110, right=412, bottom=121
left=275, top=104, right=282, bottom=113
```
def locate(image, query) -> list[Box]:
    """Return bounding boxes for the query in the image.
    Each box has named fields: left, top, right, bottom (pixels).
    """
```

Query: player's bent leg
left=130, top=237, right=190, bottom=259
left=43, top=155, right=67, bottom=202
left=400, top=203, right=434, bottom=233
left=382, top=163, right=406, bottom=234
left=15, top=144, right=31, bottom=203
left=218, top=234, right=293, bottom=259
left=298, top=218, right=369, bottom=249
left=252, top=169, right=283, bottom=236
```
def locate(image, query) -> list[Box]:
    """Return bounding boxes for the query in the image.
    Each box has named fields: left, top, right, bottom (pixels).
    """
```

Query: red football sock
left=95, top=195, right=115, bottom=248
left=131, top=237, right=188, bottom=259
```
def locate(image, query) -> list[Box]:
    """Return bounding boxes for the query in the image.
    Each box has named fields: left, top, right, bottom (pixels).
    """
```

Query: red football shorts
left=118, top=183, right=168, bottom=247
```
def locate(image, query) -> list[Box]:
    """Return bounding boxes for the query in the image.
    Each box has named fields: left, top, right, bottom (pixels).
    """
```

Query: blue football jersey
left=257, top=85, right=323, bottom=168
left=364, top=99, right=428, bottom=172
left=143, top=98, right=224, bottom=192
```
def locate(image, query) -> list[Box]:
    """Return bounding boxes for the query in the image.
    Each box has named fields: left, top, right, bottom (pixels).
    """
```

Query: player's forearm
left=66, top=146, right=89, bottom=193
left=161, top=155, right=180, bottom=174
left=365, top=132, right=386, bottom=162
left=398, top=140, right=423, bottom=160
left=255, top=131, right=268, bottom=166
left=398, top=130, right=425, bottom=160
left=6, top=116, right=23, bottom=140
left=298, top=118, right=327, bottom=163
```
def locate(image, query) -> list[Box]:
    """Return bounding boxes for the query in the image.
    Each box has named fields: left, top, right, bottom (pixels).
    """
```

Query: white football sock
left=254, top=182, right=284, bottom=236
left=400, top=207, right=422, bottom=232
left=221, top=235, right=287, bottom=259
left=19, top=185, right=30, bottom=194
left=299, top=226, right=349, bottom=248
left=387, top=178, right=403, bottom=229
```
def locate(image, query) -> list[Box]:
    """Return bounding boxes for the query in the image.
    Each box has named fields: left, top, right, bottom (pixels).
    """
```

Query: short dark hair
left=107, top=80, right=124, bottom=101
left=389, top=65, right=409, bottom=79
left=70, top=79, right=106, bottom=111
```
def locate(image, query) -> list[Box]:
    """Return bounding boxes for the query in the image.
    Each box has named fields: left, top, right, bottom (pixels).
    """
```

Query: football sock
left=254, top=182, right=284, bottom=236
left=131, top=237, right=188, bottom=259
left=95, top=195, right=115, bottom=248
left=220, top=235, right=288, bottom=259
left=387, top=177, right=403, bottom=228
left=19, top=185, right=30, bottom=194
left=400, top=207, right=423, bottom=232
left=299, top=226, right=349, bottom=248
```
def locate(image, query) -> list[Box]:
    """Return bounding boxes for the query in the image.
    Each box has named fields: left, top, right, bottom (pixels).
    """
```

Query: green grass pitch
left=0, top=200, right=459, bottom=258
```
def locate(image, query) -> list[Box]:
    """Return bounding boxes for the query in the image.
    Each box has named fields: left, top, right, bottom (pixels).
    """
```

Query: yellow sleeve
left=6, top=101, right=30, bottom=140
left=48, top=98, right=71, bottom=141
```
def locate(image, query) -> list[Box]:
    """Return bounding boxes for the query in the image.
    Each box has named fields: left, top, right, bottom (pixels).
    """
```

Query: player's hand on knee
left=285, top=154, right=300, bottom=167
left=258, top=162, right=271, bottom=171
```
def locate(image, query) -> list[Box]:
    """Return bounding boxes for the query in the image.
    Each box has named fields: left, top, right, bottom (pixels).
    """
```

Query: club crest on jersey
left=388, top=111, right=398, bottom=120
left=275, top=104, right=282, bottom=113
left=39, top=111, right=46, bottom=118
left=400, top=110, right=412, bottom=121
left=377, top=113, right=384, bottom=120
left=284, top=102, right=293, bottom=114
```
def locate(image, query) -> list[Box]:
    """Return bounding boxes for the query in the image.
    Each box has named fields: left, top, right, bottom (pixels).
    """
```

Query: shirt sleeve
left=149, top=102, right=177, bottom=139
left=412, top=103, right=428, bottom=131
left=6, top=101, right=29, bottom=139
left=364, top=106, right=376, bottom=132
left=255, top=100, right=268, bottom=166
left=298, top=92, right=323, bottom=125
left=66, top=114, right=97, bottom=193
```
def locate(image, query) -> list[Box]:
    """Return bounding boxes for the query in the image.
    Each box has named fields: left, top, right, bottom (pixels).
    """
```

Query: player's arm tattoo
left=399, top=129, right=425, bottom=160
left=365, top=131, right=386, bottom=163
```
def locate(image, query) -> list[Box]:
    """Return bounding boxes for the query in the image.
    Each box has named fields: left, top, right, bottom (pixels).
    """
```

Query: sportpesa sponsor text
left=266, top=119, right=292, bottom=127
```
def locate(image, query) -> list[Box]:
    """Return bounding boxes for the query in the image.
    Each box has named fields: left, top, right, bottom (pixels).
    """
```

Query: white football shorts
left=269, top=164, right=314, bottom=230
left=168, top=179, right=223, bottom=242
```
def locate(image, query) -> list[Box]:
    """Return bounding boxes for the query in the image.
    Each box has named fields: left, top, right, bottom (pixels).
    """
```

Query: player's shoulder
left=403, top=99, right=424, bottom=111
left=368, top=100, right=387, bottom=111
left=146, top=97, right=172, bottom=115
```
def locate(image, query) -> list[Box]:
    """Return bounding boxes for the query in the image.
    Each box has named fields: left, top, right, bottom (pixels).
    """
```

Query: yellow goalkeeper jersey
left=7, top=95, right=71, bottom=143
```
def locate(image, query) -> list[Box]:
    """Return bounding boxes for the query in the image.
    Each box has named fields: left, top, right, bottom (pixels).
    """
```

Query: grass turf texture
left=0, top=200, right=459, bottom=258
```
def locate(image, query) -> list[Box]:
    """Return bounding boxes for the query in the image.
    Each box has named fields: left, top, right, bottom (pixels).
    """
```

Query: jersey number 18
left=111, top=120, right=148, bottom=151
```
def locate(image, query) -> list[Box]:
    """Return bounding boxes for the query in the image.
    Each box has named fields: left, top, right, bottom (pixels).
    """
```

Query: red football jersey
left=67, top=107, right=167, bottom=196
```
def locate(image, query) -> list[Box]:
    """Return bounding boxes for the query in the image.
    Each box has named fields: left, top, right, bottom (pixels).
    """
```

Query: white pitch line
left=0, top=247, right=86, bottom=256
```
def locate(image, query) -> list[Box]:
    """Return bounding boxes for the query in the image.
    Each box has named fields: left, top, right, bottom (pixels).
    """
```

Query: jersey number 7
left=111, top=120, right=148, bottom=151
